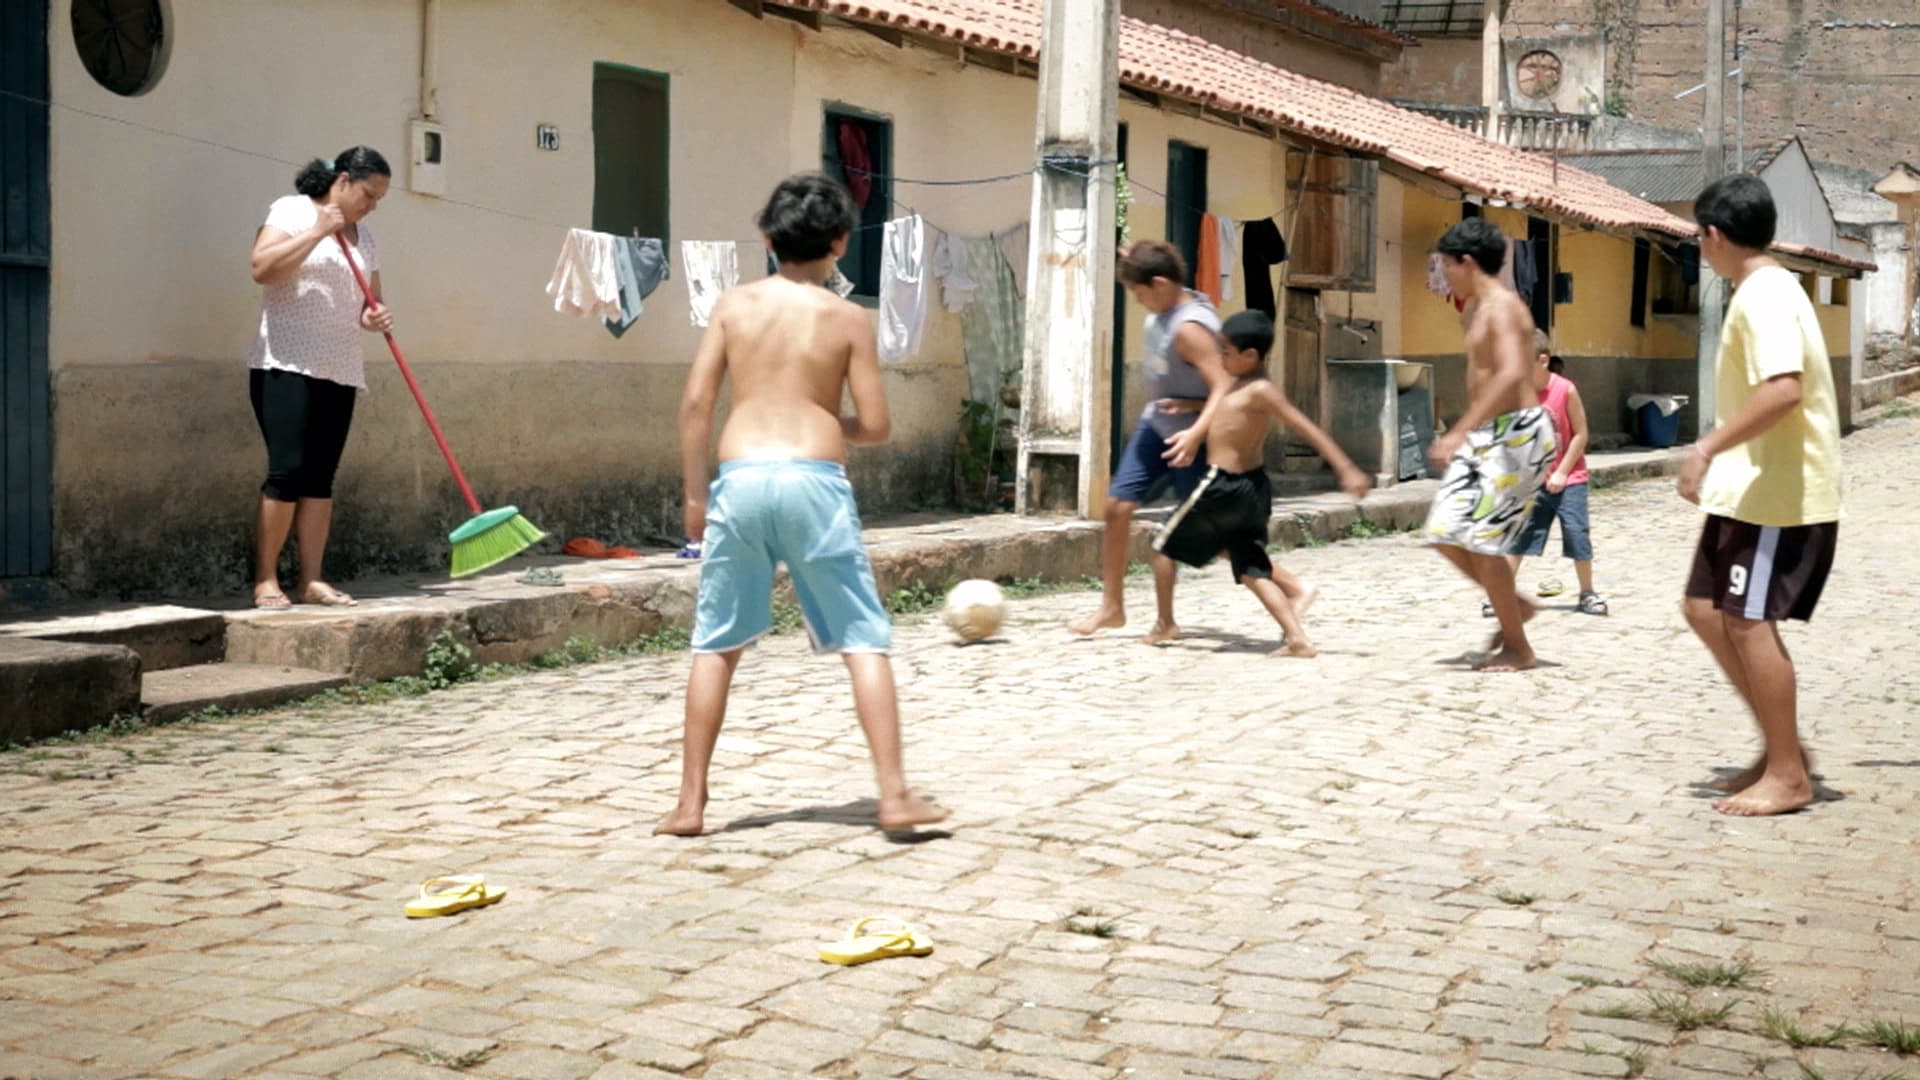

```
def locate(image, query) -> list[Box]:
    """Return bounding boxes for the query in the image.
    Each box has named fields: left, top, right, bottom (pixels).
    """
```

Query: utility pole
left=1695, top=0, right=1728, bottom=437
left=1015, top=0, right=1121, bottom=516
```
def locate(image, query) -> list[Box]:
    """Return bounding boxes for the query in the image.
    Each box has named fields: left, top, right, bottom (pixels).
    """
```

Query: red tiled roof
left=765, top=0, right=1875, bottom=274
left=1771, top=241, right=1876, bottom=276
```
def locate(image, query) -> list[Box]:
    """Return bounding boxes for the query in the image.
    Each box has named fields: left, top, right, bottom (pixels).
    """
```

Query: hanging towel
left=1240, top=218, right=1288, bottom=318
left=1427, top=251, right=1450, bottom=298
left=878, top=214, right=932, bottom=362
left=546, top=228, right=623, bottom=321
left=961, top=234, right=1024, bottom=409
left=1213, top=215, right=1238, bottom=303
left=682, top=241, right=739, bottom=328
left=1195, top=213, right=1224, bottom=305
left=1497, top=239, right=1519, bottom=295
left=838, top=120, right=873, bottom=209
left=1512, top=240, right=1538, bottom=299
left=996, top=221, right=1031, bottom=299
left=604, top=236, right=670, bottom=339
left=932, top=230, right=978, bottom=313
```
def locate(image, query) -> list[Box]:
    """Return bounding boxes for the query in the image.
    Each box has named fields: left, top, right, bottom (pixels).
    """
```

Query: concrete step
left=141, top=662, right=350, bottom=723
left=0, top=604, right=225, bottom=672
left=1, top=638, right=142, bottom=744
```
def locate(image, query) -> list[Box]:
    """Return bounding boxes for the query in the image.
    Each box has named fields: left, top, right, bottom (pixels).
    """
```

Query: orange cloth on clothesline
left=1194, top=213, right=1223, bottom=305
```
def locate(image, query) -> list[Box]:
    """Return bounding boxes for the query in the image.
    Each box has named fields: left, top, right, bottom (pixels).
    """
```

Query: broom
left=335, top=235, right=545, bottom=577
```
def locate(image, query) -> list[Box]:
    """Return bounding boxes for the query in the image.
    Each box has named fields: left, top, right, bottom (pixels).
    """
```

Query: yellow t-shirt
left=1700, top=266, right=1842, bottom=527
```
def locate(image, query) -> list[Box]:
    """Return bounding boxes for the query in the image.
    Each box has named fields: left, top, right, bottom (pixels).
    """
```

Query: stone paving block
left=599, top=1035, right=704, bottom=1072
left=994, top=1055, right=1113, bottom=1080
left=1312, top=1040, right=1455, bottom=1078
left=1096, top=1019, right=1229, bottom=1057
left=709, top=1021, right=864, bottom=1072
left=272, top=1040, right=390, bottom=1076
left=469, top=1046, right=603, bottom=1080
left=160, top=1041, right=298, bottom=1079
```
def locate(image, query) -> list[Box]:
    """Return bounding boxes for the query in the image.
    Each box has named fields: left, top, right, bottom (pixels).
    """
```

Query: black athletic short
left=1685, top=514, right=1837, bottom=623
left=1152, top=465, right=1273, bottom=581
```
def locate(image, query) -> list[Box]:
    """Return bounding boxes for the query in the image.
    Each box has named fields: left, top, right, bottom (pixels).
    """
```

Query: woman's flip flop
left=817, top=917, right=934, bottom=966
left=404, top=875, right=507, bottom=919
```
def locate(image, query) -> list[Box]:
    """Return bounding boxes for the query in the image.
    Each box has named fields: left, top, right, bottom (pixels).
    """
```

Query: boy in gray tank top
left=1070, top=241, right=1235, bottom=643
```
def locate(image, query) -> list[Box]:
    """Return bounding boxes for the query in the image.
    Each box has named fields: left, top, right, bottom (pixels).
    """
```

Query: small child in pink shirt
left=1503, top=331, right=1606, bottom=615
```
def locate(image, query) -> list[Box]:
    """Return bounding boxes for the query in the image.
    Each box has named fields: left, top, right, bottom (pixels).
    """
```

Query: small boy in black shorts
left=1151, top=311, right=1372, bottom=656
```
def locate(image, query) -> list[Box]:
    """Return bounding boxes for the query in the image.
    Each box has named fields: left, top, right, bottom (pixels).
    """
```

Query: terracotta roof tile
left=1771, top=241, right=1875, bottom=275
left=772, top=0, right=1875, bottom=274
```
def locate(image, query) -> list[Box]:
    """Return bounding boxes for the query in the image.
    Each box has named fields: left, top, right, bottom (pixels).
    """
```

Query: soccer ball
left=942, top=579, right=1007, bottom=644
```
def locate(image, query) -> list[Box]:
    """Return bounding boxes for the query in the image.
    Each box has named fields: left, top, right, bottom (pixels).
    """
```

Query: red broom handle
left=334, top=234, right=484, bottom=516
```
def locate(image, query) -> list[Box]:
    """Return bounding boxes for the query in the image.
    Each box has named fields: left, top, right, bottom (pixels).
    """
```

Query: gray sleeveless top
left=1142, top=291, right=1222, bottom=436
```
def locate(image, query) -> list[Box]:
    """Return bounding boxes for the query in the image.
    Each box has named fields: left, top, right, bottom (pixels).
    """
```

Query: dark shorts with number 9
left=1685, top=515, right=1838, bottom=623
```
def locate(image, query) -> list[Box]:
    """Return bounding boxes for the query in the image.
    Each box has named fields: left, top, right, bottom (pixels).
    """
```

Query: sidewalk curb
left=0, top=447, right=1689, bottom=734
left=224, top=448, right=1688, bottom=683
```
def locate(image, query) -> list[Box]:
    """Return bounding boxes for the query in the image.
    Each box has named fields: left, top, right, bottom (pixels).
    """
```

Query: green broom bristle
left=449, top=507, right=546, bottom=578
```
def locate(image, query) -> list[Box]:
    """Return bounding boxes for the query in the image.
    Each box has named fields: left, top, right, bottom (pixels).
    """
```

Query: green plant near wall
left=1116, top=163, right=1133, bottom=246
left=955, top=398, right=1013, bottom=511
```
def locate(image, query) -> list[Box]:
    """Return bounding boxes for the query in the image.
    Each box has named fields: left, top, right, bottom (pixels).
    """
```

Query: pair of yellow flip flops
left=818, top=917, right=935, bottom=966
left=404, top=875, right=506, bottom=919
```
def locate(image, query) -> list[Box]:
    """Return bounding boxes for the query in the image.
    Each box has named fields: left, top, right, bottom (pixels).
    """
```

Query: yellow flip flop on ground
left=404, top=874, right=507, bottom=918
left=817, top=917, right=934, bottom=965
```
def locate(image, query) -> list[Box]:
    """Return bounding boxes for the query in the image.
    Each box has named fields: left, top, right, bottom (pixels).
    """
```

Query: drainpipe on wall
left=420, top=0, right=440, bottom=121
left=1481, top=1, right=1502, bottom=141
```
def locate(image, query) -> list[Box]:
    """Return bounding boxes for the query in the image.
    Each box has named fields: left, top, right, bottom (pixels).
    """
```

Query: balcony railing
left=1390, top=100, right=1594, bottom=153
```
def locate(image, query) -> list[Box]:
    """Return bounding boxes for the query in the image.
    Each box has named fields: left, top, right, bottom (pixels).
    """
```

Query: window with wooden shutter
left=1284, top=148, right=1376, bottom=291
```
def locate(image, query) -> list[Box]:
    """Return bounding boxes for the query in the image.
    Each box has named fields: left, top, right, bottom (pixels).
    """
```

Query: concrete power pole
left=1694, top=0, right=1728, bottom=437
left=1015, top=0, right=1121, bottom=517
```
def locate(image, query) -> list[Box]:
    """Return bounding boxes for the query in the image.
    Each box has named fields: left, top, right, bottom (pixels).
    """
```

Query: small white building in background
left=1816, top=161, right=1912, bottom=377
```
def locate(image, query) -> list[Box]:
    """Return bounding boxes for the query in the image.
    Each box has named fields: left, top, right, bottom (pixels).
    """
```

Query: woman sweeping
left=244, top=146, right=393, bottom=608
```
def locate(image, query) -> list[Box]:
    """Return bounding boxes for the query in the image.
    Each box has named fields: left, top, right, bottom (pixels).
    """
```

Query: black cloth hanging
left=1240, top=217, right=1289, bottom=318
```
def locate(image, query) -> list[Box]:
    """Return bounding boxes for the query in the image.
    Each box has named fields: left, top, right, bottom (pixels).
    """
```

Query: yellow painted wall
left=1395, top=186, right=1694, bottom=362
left=1397, top=186, right=1466, bottom=358
left=1817, top=300, right=1852, bottom=359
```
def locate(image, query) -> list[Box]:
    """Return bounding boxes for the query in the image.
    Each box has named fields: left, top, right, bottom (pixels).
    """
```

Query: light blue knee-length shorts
left=690, top=459, right=892, bottom=654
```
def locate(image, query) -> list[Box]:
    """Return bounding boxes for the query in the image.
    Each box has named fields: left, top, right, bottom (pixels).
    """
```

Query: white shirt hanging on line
left=1213, top=215, right=1238, bottom=303
left=879, top=214, right=932, bottom=362
left=682, top=241, right=739, bottom=328
left=546, top=228, right=623, bottom=321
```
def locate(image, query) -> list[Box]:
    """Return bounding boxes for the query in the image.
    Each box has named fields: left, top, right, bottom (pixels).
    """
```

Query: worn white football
left=942, top=579, right=1007, bottom=644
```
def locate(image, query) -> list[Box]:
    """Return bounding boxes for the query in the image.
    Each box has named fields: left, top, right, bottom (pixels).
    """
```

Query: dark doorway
left=2, top=0, right=53, bottom=579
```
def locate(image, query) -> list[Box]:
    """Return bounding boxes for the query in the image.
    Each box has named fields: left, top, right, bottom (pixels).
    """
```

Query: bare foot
left=296, top=581, right=357, bottom=607
left=1271, top=639, right=1318, bottom=659
left=877, top=794, right=950, bottom=830
left=252, top=583, right=291, bottom=610
left=1712, top=773, right=1814, bottom=816
left=1142, top=620, right=1180, bottom=645
left=1482, top=598, right=1537, bottom=653
left=1710, top=750, right=1815, bottom=793
left=1472, top=646, right=1536, bottom=672
left=653, top=803, right=706, bottom=837
left=1292, top=582, right=1319, bottom=619
left=1070, top=607, right=1125, bottom=636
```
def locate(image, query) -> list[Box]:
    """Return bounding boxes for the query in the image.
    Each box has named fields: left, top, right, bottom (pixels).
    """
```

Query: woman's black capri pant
left=249, top=368, right=357, bottom=502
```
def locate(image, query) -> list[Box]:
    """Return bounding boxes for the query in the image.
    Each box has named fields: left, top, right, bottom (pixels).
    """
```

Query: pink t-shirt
left=1539, top=372, right=1588, bottom=485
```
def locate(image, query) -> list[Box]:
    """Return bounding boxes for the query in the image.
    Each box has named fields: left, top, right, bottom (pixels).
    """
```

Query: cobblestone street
left=3, top=414, right=1917, bottom=1080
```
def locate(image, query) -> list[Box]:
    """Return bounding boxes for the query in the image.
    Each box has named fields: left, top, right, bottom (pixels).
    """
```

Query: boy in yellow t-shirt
left=1676, top=173, right=1842, bottom=818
